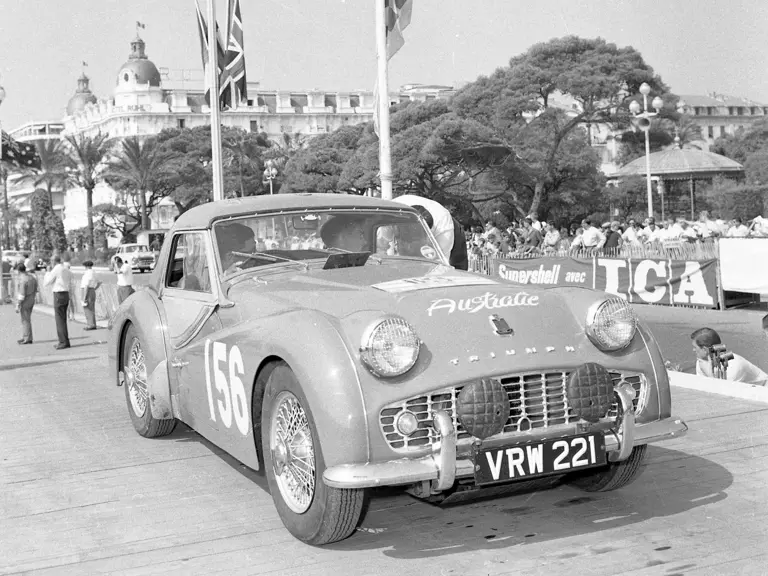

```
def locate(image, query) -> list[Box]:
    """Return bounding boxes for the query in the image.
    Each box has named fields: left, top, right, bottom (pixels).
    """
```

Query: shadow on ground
left=326, top=446, right=731, bottom=559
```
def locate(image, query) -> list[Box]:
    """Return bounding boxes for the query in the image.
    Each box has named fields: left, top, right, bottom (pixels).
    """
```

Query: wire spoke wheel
left=127, top=337, right=149, bottom=417
left=270, top=391, right=316, bottom=514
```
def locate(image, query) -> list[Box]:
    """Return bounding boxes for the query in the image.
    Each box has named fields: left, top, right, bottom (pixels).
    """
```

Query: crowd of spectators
left=467, top=210, right=768, bottom=259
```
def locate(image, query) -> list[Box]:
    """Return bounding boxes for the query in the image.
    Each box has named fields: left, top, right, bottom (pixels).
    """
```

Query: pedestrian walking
left=44, top=256, right=73, bottom=350
left=80, top=260, right=102, bottom=330
left=14, top=263, right=38, bottom=345
left=114, top=256, right=135, bottom=304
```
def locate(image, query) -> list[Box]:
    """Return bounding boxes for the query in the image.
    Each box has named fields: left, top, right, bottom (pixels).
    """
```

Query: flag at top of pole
left=224, top=0, right=248, bottom=109
left=375, top=0, right=414, bottom=200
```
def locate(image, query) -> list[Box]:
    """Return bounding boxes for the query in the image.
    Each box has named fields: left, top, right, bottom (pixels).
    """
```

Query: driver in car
left=216, top=222, right=257, bottom=275
left=320, top=215, right=371, bottom=252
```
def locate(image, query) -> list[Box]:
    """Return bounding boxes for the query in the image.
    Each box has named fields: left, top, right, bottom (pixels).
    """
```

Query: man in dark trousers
left=14, top=263, right=38, bottom=344
left=44, top=256, right=73, bottom=349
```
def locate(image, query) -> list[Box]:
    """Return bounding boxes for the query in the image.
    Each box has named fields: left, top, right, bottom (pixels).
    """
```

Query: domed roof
left=617, top=145, right=744, bottom=180
left=116, top=35, right=161, bottom=87
left=66, top=73, right=98, bottom=116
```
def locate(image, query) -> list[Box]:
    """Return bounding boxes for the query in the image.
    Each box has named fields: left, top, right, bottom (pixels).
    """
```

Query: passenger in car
left=320, top=216, right=371, bottom=253
left=216, top=222, right=258, bottom=275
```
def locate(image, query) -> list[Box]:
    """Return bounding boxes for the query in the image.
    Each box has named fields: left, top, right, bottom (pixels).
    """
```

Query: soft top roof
left=172, top=193, right=419, bottom=230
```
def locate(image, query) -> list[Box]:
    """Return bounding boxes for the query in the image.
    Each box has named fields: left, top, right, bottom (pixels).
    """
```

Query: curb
left=32, top=304, right=110, bottom=330
left=669, top=369, right=768, bottom=404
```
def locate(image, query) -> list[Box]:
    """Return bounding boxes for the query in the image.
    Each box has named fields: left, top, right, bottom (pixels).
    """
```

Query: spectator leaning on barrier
left=14, top=263, right=38, bottom=345
left=580, top=219, right=605, bottom=252
left=80, top=260, right=102, bottom=331
left=726, top=217, right=750, bottom=237
left=44, top=256, right=73, bottom=350
left=603, top=221, right=623, bottom=252
left=691, top=327, right=768, bottom=386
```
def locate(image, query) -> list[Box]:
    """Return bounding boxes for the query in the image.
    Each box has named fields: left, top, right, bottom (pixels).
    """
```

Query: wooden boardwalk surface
left=1, top=307, right=767, bottom=575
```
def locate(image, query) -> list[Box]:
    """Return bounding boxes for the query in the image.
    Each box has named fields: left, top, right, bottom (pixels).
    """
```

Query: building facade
left=676, top=93, right=768, bottom=148
left=7, top=33, right=453, bottom=244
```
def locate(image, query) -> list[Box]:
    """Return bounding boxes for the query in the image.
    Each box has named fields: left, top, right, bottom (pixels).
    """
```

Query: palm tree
left=222, top=130, right=271, bottom=197
left=106, top=136, right=175, bottom=229
left=15, top=139, right=72, bottom=208
left=64, top=133, right=112, bottom=256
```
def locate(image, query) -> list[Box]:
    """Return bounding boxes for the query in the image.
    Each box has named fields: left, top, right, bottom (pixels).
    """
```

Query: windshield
left=212, top=208, right=444, bottom=276
left=122, top=245, right=149, bottom=253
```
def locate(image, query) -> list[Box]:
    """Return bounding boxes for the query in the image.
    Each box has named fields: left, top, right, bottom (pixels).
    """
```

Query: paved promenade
left=1, top=306, right=767, bottom=575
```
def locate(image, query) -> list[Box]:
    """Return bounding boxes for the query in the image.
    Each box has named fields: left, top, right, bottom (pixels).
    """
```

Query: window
left=177, top=118, right=186, bottom=129
left=250, top=120, right=260, bottom=132
left=708, top=126, right=714, bottom=138
left=349, top=95, right=361, bottom=108
left=165, top=233, right=212, bottom=293
left=720, top=126, right=727, bottom=136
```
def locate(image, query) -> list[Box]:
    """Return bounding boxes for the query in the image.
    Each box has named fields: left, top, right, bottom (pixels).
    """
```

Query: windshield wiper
left=231, top=251, right=310, bottom=271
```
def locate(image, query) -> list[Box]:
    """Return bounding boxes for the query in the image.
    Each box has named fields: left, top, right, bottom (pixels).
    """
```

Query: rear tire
left=568, top=444, right=648, bottom=492
left=260, top=361, right=364, bottom=545
left=122, top=324, right=176, bottom=438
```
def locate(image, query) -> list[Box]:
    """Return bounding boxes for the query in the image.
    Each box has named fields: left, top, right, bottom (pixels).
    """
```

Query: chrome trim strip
left=171, top=304, right=216, bottom=350
left=323, top=416, right=688, bottom=490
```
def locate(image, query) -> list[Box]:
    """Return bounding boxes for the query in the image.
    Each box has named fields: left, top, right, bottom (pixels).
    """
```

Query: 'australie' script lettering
left=427, top=291, right=540, bottom=316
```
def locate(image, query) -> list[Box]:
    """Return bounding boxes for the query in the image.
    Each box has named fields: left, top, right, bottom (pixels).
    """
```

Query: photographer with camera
left=691, top=327, right=767, bottom=386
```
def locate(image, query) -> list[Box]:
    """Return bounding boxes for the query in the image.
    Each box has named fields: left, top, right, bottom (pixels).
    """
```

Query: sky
left=1, top=0, right=768, bottom=130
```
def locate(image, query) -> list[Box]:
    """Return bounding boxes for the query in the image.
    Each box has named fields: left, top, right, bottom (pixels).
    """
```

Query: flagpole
left=208, top=0, right=225, bottom=202
left=375, top=0, right=393, bottom=200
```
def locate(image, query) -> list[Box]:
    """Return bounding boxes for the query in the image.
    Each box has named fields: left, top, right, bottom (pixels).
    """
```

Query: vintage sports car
left=108, top=194, right=688, bottom=545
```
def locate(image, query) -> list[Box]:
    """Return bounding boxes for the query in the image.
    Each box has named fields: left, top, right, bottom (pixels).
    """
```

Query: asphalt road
left=1, top=306, right=767, bottom=575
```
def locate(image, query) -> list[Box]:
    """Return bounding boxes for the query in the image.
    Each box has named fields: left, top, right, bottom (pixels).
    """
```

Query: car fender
left=108, top=288, right=173, bottom=419
left=218, top=309, right=370, bottom=468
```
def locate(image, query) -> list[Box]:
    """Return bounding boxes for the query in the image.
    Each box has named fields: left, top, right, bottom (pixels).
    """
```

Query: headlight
left=360, top=317, right=421, bottom=377
left=586, top=297, right=638, bottom=351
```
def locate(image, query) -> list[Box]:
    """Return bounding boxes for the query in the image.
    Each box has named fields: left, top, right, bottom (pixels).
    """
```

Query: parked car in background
left=114, top=243, right=156, bottom=273
left=108, top=194, right=688, bottom=546
left=1, top=250, right=25, bottom=266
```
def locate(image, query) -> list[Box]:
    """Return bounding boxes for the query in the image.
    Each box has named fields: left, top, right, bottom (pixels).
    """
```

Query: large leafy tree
left=452, top=35, right=667, bottom=215
left=222, top=128, right=274, bottom=197
left=64, top=133, right=112, bottom=255
left=105, top=136, right=176, bottom=229
left=16, top=139, right=72, bottom=207
left=281, top=124, right=367, bottom=194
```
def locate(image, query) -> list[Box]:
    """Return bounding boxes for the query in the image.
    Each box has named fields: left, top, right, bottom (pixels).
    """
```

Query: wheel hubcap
left=126, top=338, right=148, bottom=417
left=270, top=391, right=316, bottom=514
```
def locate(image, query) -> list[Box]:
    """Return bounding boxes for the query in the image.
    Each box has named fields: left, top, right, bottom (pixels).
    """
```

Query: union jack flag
left=1, top=131, right=41, bottom=170
left=385, top=0, right=413, bottom=60
left=194, top=0, right=231, bottom=110
left=224, top=0, right=247, bottom=108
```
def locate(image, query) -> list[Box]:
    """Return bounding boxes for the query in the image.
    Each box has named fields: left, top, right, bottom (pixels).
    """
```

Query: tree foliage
left=452, top=35, right=667, bottom=216
left=30, top=188, right=67, bottom=253
left=105, top=136, right=177, bottom=229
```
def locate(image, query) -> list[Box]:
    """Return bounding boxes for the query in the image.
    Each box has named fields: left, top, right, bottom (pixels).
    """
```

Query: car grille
left=379, top=371, right=647, bottom=451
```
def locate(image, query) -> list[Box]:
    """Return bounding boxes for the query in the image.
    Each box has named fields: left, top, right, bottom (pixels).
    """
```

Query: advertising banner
left=718, top=238, right=768, bottom=294
left=492, top=256, right=719, bottom=308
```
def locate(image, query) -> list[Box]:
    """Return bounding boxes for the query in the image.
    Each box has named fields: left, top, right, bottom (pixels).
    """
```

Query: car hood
left=228, top=260, right=589, bottom=349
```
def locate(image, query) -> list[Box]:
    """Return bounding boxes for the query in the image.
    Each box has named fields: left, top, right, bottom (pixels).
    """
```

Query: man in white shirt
left=393, top=195, right=456, bottom=264
left=580, top=219, right=605, bottom=251
left=726, top=217, right=750, bottom=237
left=44, top=256, right=73, bottom=349
left=691, top=327, right=768, bottom=386
left=80, top=260, right=101, bottom=330
left=113, top=256, right=135, bottom=304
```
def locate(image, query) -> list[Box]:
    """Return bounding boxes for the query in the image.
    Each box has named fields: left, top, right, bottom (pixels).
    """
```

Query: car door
left=159, top=231, right=224, bottom=435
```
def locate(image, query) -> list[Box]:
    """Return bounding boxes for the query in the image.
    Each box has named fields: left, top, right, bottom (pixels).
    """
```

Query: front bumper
left=323, top=382, right=688, bottom=490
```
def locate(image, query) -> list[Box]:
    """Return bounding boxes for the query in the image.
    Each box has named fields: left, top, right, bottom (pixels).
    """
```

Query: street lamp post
left=0, top=80, right=9, bottom=252
left=263, top=160, right=278, bottom=195
left=629, top=82, right=664, bottom=219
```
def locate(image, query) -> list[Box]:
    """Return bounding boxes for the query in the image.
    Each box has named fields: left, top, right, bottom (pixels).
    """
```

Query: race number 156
left=204, top=340, right=250, bottom=435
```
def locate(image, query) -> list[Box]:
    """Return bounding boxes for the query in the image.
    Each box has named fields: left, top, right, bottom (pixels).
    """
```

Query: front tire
left=260, top=361, right=364, bottom=545
left=122, top=324, right=176, bottom=438
left=568, top=444, right=648, bottom=492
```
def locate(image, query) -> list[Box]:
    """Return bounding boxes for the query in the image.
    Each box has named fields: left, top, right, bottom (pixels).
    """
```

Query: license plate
left=474, top=433, right=606, bottom=486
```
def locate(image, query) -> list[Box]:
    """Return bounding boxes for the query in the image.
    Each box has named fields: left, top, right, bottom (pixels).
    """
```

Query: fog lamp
left=395, top=411, right=419, bottom=436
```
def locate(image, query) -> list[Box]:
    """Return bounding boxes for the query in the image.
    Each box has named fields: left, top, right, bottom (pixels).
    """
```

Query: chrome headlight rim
left=586, top=297, right=638, bottom=352
left=359, top=316, right=421, bottom=378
